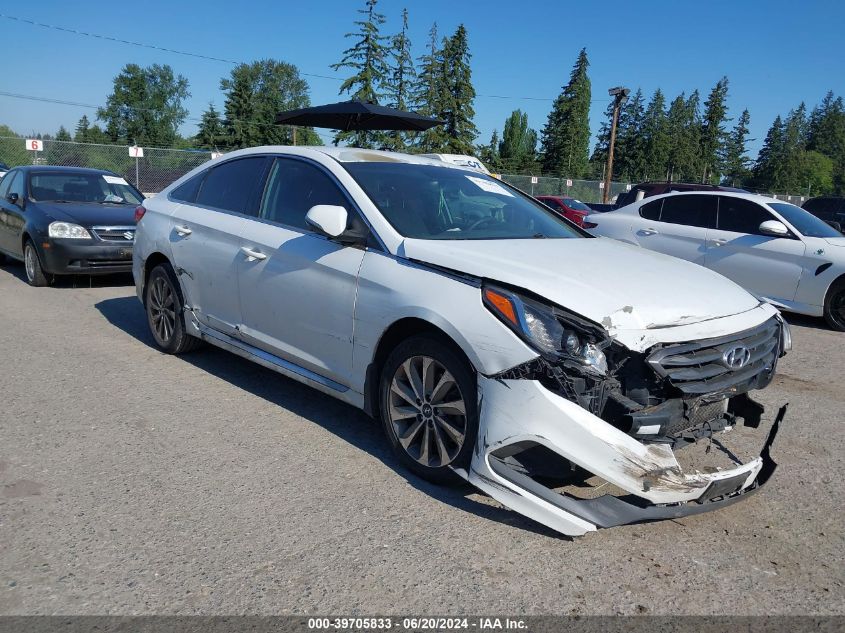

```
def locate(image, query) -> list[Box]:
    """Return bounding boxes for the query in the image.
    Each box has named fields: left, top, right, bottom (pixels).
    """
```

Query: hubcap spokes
left=25, top=247, right=35, bottom=281
left=833, top=292, right=845, bottom=328
left=149, top=277, right=176, bottom=342
left=389, top=355, right=467, bottom=468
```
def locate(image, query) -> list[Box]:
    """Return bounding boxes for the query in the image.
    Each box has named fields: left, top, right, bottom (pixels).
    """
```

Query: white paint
left=25, top=138, right=43, bottom=151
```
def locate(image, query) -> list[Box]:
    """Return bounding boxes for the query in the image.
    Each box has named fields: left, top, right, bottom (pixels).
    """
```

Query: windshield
left=562, top=197, right=591, bottom=211
left=769, top=202, right=842, bottom=238
left=344, top=163, right=583, bottom=240
left=29, top=172, right=144, bottom=205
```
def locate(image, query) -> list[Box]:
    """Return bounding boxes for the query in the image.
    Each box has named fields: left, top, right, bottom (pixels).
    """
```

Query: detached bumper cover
left=40, top=239, right=133, bottom=275
left=463, top=377, right=785, bottom=537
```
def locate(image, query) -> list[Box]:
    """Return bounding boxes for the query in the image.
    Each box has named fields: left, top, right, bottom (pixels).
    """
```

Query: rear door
left=168, top=156, right=269, bottom=336
left=631, top=194, right=714, bottom=264
left=704, top=196, right=806, bottom=301
left=236, top=156, right=367, bottom=387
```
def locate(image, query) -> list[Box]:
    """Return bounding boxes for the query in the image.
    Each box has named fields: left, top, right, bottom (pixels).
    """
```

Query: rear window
left=170, top=171, right=206, bottom=203
left=196, top=157, right=266, bottom=215
left=639, top=199, right=662, bottom=221
left=659, top=195, right=717, bottom=228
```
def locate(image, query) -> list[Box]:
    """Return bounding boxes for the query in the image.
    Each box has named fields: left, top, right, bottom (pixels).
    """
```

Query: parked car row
left=585, top=191, right=845, bottom=330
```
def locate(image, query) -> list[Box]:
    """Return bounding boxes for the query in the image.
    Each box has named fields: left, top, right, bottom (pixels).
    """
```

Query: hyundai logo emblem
left=722, top=345, right=751, bottom=369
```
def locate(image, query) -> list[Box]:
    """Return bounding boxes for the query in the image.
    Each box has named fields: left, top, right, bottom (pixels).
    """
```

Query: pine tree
left=617, top=88, right=647, bottom=182
left=330, top=0, right=390, bottom=147
left=807, top=91, right=845, bottom=192
left=753, top=115, right=786, bottom=190
left=700, top=77, right=730, bottom=183
left=499, top=110, right=536, bottom=172
left=74, top=115, right=90, bottom=142
left=438, top=25, right=478, bottom=154
left=384, top=8, right=415, bottom=151
left=664, top=91, right=702, bottom=181
left=55, top=126, right=72, bottom=141
left=478, top=129, right=501, bottom=171
left=642, top=89, right=669, bottom=180
left=411, top=23, right=448, bottom=152
left=196, top=103, right=224, bottom=149
left=540, top=48, right=591, bottom=177
left=721, top=109, right=752, bottom=186
left=221, top=60, right=314, bottom=149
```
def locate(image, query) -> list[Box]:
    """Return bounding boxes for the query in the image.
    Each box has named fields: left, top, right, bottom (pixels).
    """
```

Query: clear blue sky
left=1, top=0, right=843, bottom=158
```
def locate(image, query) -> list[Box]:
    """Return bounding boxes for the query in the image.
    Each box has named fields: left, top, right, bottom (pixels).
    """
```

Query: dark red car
left=535, top=195, right=593, bottom=227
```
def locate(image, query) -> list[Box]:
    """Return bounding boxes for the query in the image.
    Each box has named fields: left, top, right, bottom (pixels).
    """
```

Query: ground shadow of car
left=94, top=295, right=562, bottom=539
left=0, top=259, right=134, bottom=289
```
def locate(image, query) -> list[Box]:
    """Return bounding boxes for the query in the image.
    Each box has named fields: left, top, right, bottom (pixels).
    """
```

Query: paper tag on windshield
left=466, top=175, right=514, bottom=197
left=103, top=175, right=129, bottom=186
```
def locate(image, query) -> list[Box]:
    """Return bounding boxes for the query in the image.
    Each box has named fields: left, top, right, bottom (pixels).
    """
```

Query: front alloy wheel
left=24, top=241, right=50, bottom=287
left=380, top=335, right=477, bottom=483
left=824, top=280, right=845, bottom=331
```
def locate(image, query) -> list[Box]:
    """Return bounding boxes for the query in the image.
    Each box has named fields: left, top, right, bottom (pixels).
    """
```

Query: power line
left=0, top=13, right=609, bottom=104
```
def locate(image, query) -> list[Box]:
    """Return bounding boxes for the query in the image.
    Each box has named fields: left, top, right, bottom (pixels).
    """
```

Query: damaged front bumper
left=459, top=376, right=786, bottom=537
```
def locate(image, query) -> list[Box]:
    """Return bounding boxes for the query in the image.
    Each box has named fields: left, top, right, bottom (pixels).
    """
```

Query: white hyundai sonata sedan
left=133, top=147, right=791, bottom=537
left=585, top=191, right=845, bottom=330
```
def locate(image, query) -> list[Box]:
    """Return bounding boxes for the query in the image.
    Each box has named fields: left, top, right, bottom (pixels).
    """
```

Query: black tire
left=379, top=334, right=477, bottom=484
left=145, top=263, right=203, bottom=354
left=823, top=279, right=845, bottom=332
left=23, top=240, right=51, bottom=287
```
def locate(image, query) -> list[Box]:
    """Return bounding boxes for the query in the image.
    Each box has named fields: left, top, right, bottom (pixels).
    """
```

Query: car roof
left=626, top=190, right=791, bottom=207
left=217, top=145, right=477, bottom=171
left=15, top=165, right=117, bottom=176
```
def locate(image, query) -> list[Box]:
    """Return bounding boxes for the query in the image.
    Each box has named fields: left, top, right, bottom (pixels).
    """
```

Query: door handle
left=709, top=238, right=727, bottom=246
left=639, top=228, right=659, bottom=236
left=240, top=246, right=267, bottom=261
left=175, top=225, right=192, bottom=237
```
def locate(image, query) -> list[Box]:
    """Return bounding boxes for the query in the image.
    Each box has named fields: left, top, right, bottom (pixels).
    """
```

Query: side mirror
left=305, top=204, right=348, bottom=239
left=7, top=192, right=20, bottom=206
left=759, top=219, right=790, bottom=237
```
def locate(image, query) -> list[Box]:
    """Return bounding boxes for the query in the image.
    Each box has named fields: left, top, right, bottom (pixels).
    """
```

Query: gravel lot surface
left=0, top=264, right=843, bottom=615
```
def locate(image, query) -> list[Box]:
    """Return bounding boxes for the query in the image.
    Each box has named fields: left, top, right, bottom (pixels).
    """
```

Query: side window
left=0, top=171, right=14, bottom=199
left=7, top=172, right=25, bottom=202
left=171, top=171, right=206, bottom=203
left=717, top=197, right=775, bottom=235
left=639, top=199, right=662, bottom=221
left=196, top=157, right=267, bottom=215
left=260, top=158, right=349, bottom=231
left=659, top=195, right=717, bottom=228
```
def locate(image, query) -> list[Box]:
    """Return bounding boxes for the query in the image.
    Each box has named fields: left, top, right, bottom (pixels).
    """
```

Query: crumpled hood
left=35, top=202, right=136, bottom=226
left=400, top=236, right=760, bottom=332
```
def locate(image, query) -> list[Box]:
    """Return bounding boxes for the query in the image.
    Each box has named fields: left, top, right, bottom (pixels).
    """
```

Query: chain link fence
left=0, top=137, right=213, bottom=195
left=0, top=136, right=816, bottom=206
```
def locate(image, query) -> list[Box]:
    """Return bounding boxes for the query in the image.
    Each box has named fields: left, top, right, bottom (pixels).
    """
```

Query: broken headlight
left=482, top=284, right=609, bottom=375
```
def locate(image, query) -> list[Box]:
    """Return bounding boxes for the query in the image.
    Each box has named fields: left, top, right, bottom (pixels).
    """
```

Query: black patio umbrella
left=275, top=99, right=444, bottom=132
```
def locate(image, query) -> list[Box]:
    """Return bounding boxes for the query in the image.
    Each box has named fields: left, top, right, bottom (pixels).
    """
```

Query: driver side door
left=0, top=171, right=26, bottom=257
left=704, top=196, right=806, bottom=302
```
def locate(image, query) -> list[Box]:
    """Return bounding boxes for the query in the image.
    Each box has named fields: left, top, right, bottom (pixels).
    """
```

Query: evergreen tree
left=97, top=63, right=190, bottom=146
left=617, top=88, right=647, bottom=182
left=540, top=48, right=591, bottom=177
left=55, top=126, right=72, bottom=142
left=196, top=103, right=224, bottom=149
left=221, top=59, right=314, bottom=149
left=700, top=76, right=730, bottom=183
left=438, top=25, right=478, bottom=154
left=330, top=0, right=390, bottom=147
left=721, top=108, right=752, bottom=186
left=664, top=91, right=702, bottom=181
left=384, top=8, right=415, bottom=151
left=807, top=92, right=845, bottom=192
left=411, top=23, right=448, bottom=152
left=499, top=110, right=536, bottom=172
left=74, top=115, right=90, bottom=142
left=642, top=88, right=669, bottom=180
left=478, top=129, right=501, bottom=171
left=589, top=101, right=614, bottom=177
left=753, top=115, right=786, bottom=190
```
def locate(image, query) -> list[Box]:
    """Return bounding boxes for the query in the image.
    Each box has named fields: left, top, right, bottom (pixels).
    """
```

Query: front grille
left=647, top=318, right=781, bottom=396
left=92, top=226, right=135, bottom=243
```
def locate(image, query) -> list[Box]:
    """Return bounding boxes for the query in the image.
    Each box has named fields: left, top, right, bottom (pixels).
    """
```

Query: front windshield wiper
left=532, top=233, right=547, bottom=239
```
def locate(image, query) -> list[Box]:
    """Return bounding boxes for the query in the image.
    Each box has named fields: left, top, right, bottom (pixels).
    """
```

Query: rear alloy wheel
left=145, top=263, right=202, bottom=354
left=24, top=241, right=50, bottom=287
left=380, top=336, right=477, bottom=484
left=824, top=280, right=845, bottom=331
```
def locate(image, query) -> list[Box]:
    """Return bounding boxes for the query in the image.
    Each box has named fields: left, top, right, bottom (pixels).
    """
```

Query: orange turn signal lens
left=484, top=288, right=518, bottom=326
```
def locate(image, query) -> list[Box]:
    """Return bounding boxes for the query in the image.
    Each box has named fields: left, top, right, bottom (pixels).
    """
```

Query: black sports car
left=0, top=165, right=144, bottom=286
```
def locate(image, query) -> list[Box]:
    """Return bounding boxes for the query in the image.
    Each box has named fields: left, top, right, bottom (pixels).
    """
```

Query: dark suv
left=615, top=182, right=746, bottom=208
left=802, top=196, right=845, bottom=232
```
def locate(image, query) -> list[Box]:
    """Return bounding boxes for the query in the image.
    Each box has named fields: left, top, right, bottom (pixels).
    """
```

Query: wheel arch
left=141, top=251, right=172, bottom=305
left=362, top=317, right=474, bottom=419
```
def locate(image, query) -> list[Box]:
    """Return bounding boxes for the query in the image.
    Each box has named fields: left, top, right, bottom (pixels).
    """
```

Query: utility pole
left=603, top=86, right=630, bottom=204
